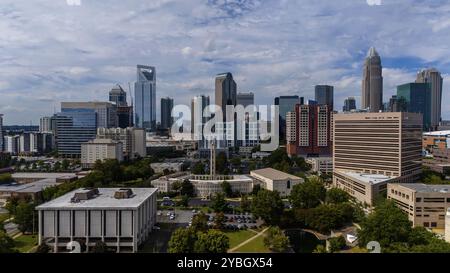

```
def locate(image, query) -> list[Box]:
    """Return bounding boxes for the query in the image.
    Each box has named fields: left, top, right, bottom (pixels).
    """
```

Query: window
left=424, top=222, right=430, bottom=227
left=416, top=198, right=422, bottom=202
left=287, top=180, right=291, bottom=189
left=447, top=198, right=450, bottom=203
left=431, top=222, right=437, bottom=228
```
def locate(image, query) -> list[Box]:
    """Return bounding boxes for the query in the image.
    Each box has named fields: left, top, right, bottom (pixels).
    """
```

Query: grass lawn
left=225, top=230, right=256, bottom=248
left=0, top=213, right=10, bottom=224
left=233, top=232, right=271, bottom=253
left=14, top=234, right=38, bottom=253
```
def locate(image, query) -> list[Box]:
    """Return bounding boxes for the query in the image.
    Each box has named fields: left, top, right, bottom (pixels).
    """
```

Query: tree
left=192, top=162, right=206, bottom=175
left=326, top=188, right=350, bottom=204
left=14, top=202, right=37, bottom=233
left=358, top=200, right=412, bottom=249
left=180, top=179, right=195, bottom=197
left=305, top=204, right=343, bottom=234
left=251, top=190, right=284, bottom=225
left=178, top=195, right=190, bottom=207
left=313, top=244, right=328, bottom=253
left=240, top=195, right=251, bottom=212
left=214, top=212, right=226, bottom=230
left=221, top=181, right=233, bottom=198
left=216, top=152, right=229, bottom=175
left=0, top=173, right=13, bottom=185
left=252, top=184, right=261, bottom=196
left=36, top=243, right=51, bottom=253
left=91, top=241, right=108, bottom=253
left=263, top=227, right=290, bottom=253
left=191, top=212, right=209, bottom=232
left=328, top=236, right=347, bottom=253
left=194, top=230, right=230, bottom=253
left=0, top=231, right=15, bottom=253
left=210, top=193, right=229, bottom=213
left=290, top=179, right=326, bottom=209
left=168, top=228, right=197, bottom=253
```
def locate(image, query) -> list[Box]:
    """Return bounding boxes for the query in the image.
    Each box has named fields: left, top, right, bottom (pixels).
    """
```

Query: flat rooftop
left=0, top=179, right=61, bottom=194
left=397, top=183, right=450, bottom=193
left=251, top=168, right=302, bottom=181
left=12, top=173, right=78, bottom=179
left=36, top=188, right=158, bottom=210
left=423, top=130, right=450, bottom=137
left=337, top=171, right=395, bottom=185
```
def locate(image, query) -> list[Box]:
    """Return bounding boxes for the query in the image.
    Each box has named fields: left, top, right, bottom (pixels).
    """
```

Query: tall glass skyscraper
left=54, top=109, right=97, bottom=157
left=315, top=85, right=334, bottom=110
left=274, top=96, right=299, bottom=142
left=135, top=65, right=156, bottom=131
left=416, top=68, right=443, bottom=130
left=397, top=83, right=432, bottom=131
left=343, top=97, right=356, bottom=112
left=160, top=97, right=174, bottom=130
left=362, top=47, right=383, bottom=112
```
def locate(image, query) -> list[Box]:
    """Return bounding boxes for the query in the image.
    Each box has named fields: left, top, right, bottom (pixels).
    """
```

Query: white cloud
left=0, top=0, right=449, bottom=123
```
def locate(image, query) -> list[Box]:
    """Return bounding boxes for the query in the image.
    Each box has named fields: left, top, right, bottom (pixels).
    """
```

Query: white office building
left=81, top=138, right=123, bottom=168
left=36, top=188, right=158, bottom=253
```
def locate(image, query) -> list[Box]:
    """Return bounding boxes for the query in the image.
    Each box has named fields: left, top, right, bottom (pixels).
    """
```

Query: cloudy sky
left=0, top=0, right=449, bottom=124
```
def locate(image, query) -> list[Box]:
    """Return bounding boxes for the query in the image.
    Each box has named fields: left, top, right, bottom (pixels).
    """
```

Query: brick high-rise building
left=286, top=104, right=332, bottom=157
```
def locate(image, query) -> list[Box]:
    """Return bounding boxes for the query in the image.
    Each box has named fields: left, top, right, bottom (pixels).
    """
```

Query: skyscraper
left=0, top=114, right=3, bottom=152
left=160, top=97, right=174, bottom=130
left=109, top=84, right=127, bottom=107
left=54, top=108, right=97, bottom=158
left=215, top=73, right=237, bottom=148
left=343, top=97, right=356, bottom=112
left=416, top=68, right=443, bottom=130
left=362, top=47, right=383, bottom=112
left=236, top=92, right=254, bottom=108
left=286, top=104, right=332, bottom=157
left=397, top=83, right=432, bottom=131
left=333, top=112, right=422, bottom=206
left=191, top=95, right=210, bottom=148
left=61, top=102, right=117, bottom=129
left=135, top=65, right=156, bottom=131
left=215, top=73, right=237, bottom=119
left=39, top=116, right=53, bottom=133
left=315, top=85, right=334, bottom=110
left=274, top=96, right=299, bottom=142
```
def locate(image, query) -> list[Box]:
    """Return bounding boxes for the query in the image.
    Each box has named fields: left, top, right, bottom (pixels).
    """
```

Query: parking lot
left=157, top=209, right=263, bottom=230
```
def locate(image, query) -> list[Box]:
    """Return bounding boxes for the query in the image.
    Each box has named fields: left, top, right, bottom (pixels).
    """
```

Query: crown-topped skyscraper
left=362, top=47, right=383, bottom=112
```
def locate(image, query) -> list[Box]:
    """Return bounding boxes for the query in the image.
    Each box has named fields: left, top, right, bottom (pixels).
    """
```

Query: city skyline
left=1, top=0, right=450, bottom=124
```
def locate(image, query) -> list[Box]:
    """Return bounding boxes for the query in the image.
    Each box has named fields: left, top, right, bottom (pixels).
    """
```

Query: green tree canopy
left=290, top=179, right=326, bottom=209
left=251, top=190, right=284, bottom=225
left=191, top=212, right=209, bottom=232
left=263, top=227, right=290, bottom=253
left=194, top=230, right=230, bottom=253
left=221, top=181, right=233, bottom=198
left=210, top=193, right=229, bottom=213
left=168, top=228, right=197, bottom=253
left=14, top=201, right=37, bottom=233
left=326, top=188, right=350, bottom=204
left=0, top=231, right=15, bottom=253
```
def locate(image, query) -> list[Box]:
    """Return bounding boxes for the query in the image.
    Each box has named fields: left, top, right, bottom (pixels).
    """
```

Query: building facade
left=416, top=68, right=443, bottom=130
left=250, top=168, right=304, bottom=197
left=61, top=102, right=117, bottom=129
left=39, top=116, right=53, bottom=133
left=361, top=47, right=383, bottom=112
left=96, top=127, right=146, bottom=159
left=160, top=97, right=174, bottom=130
left=286, top=104, right=333, bottom=157
left=81, top=138, right=124, bottom=168
left=0, top=114, right=4, bottom=152
left=54, top=109, right=97, bottom=158
left=109, top=85, right=133, bottom=129
left=36, top=188, right=157, bottom=253
left=275, top=96, right=299, bottom=142
left=388, top=183, right=450, bottom=229
left=343, top=97, right=356, bottom=112
left=333, top=112, right=423, bottom=206
left=135, top=65, right=156, bottom=131
left=397, top=83, right=432, bottom=131
left=315, top=85, right=334, bottom=110
left=215, top=73, right=237, bottom=148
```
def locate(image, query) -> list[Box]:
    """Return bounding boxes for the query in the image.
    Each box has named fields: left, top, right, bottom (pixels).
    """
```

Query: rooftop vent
left=71, top=188, right=99, bottom=203
left=114, top=189, right=134, bottom=199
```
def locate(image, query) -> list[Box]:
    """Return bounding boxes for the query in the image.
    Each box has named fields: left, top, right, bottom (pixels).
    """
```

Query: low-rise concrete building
left=388, top=183, right=450, bottom=229
left=250, top=168, right=304, bottom=196
left=36, top=187, right=157, bottom=253
left=150, top=162, right=184, bottom=174
left=307, top=157, right=333, bottom=174
left=81, top=138, right=123, bottom=168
